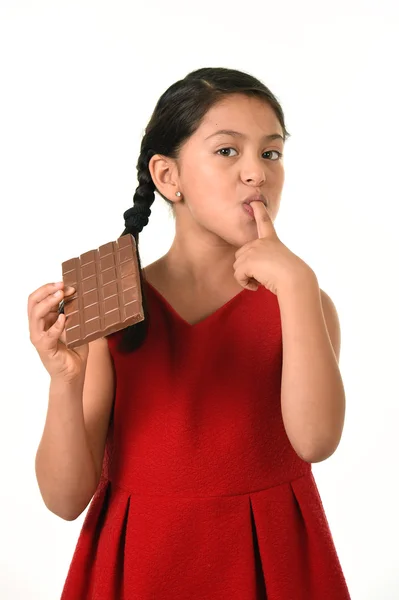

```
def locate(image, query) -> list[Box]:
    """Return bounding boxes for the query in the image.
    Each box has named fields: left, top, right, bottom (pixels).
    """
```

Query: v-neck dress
left=60, top=280, right=350, bottom=599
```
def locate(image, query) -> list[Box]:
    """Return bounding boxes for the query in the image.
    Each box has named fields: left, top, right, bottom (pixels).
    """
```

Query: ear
left=148, top=154, right=181, bottom=203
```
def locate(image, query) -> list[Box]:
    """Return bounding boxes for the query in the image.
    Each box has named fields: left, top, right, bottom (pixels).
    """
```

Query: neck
left=159, top=224, right=239, bottom=292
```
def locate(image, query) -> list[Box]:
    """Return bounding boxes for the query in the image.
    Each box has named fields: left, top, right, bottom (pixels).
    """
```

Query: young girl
left=30, top=67, right=351, bottom=599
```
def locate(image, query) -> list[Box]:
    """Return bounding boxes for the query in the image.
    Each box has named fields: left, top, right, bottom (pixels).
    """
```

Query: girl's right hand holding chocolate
left=28, top=282, right=89, bottom=382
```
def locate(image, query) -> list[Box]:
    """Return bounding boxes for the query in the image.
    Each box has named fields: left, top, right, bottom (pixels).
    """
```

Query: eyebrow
left=205, top=129, right=285, bottom=143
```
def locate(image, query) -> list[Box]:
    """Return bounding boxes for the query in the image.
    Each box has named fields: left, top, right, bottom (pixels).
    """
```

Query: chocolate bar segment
left=61, top=234, right=144, bottom=348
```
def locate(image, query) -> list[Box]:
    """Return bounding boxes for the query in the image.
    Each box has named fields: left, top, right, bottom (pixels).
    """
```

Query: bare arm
left=35, top=337, right=115, bottom=521
left=278, top=272, right=346, bottom=463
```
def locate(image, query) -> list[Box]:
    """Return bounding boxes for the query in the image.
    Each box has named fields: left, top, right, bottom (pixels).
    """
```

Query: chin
left=202, top=217, right=257, bottom=248
left=221, top=229, right=257, bottom=249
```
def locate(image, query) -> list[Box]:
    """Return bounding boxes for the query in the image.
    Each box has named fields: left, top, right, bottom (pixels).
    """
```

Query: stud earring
left=175, top=191, right=182, bottom=197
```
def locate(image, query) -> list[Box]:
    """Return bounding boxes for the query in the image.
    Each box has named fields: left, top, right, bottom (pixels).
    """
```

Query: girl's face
left=175, top=93, right=286, bottom=248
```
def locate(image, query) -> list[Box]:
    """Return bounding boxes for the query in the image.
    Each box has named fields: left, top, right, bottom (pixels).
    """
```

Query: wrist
left=277, top=266, right=318, bottom=297
left=50, top=373, right=85, bottom=393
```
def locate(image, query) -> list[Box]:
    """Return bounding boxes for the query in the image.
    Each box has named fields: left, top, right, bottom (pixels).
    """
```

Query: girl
left=29, top=67, right=351, bottom=599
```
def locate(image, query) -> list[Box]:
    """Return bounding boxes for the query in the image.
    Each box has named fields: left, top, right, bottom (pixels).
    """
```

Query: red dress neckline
left=145, top=279, right=251, bottom=328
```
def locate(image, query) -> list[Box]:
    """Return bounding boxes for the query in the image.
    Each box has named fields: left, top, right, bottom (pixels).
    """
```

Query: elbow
left=63, top=512, right=84, bottom=521
left=35, top=460, right=97, bottom=522
left=38, top=487, right=92, bottom=522
left=299, top=447, right=335, bottom=464
left=53, top=510, right=80, bottom=522
left=58, top=505, right=86, bottom=521
left=295, top=436, right=342, bottom=464
left=43, top=496, right=88, bottom=521
left=47, top=499, right=88, bottom=521
left=286, top=419, right=345, bottom=464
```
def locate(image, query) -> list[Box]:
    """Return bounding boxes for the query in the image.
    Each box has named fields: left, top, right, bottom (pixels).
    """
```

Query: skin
left=148, top=93, right=286, bottom=294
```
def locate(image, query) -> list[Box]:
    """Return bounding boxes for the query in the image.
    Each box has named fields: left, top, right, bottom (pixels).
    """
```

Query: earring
left=175, top=191, right=182, bottom=197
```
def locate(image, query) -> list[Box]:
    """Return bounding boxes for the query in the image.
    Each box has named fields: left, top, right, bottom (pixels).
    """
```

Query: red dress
left=60, top=280, right=351, bottom=599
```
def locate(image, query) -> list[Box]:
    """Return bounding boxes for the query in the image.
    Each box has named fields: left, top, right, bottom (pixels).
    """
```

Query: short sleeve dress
left=60, top=280, right=351, bottom=599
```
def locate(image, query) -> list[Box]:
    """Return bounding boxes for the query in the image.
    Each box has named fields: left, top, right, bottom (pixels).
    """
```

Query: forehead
left=197, top=94, right=282, bottom=137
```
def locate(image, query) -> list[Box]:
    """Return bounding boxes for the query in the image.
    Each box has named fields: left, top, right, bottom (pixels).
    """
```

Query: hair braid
left=115, top=147, right=156, bottom=353
left=123, top=148, right=156, bottom=235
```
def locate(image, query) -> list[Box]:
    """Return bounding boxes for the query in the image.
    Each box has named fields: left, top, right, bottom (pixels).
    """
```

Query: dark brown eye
left=263, top=150, right=283, bottom=160
left=216, top=147, right=238, bottom=157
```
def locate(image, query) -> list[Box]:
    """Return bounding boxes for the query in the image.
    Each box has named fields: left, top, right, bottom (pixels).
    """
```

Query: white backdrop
left=1, top=1, right=398, bottom=598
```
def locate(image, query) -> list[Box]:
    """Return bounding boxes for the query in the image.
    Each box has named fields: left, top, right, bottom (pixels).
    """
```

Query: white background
left=1, top=1, right=398, bottom=598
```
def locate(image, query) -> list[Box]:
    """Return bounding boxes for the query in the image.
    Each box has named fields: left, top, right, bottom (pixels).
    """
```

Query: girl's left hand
left=233, top=201, right=314, bottom=295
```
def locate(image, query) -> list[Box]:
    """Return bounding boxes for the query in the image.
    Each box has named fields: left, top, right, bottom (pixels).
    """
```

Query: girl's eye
left=216, top=148, right=283, bottom=160
left=216, top=148, right=239, bottom=157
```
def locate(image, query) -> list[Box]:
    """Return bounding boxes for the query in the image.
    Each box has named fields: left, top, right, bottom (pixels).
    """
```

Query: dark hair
left=114, top=67, right=291, bottom=353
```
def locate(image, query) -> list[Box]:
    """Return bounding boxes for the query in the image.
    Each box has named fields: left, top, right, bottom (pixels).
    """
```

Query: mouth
left=242, top=203, right=255, bottom=219
left=242, top=193, right=267, bottom=208
left=242, top=194, right=268, bottom=220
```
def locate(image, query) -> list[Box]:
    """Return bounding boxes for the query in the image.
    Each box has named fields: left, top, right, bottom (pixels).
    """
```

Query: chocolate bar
left=60, top=234, right=144, bottom=348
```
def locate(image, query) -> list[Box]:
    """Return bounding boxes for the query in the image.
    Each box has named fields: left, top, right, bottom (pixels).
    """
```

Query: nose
left=240, top=157, right=266, bottom=187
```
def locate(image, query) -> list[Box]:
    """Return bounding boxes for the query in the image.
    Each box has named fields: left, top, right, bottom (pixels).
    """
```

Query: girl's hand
left=28, top=282, right=89, bottom=382
left=233, top=201, right=314, bottom=295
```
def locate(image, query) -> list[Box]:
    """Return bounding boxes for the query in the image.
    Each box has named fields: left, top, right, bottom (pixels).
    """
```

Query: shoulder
left=143, top=259, right=164, bottom=284
left=319, top=288, right=341, bottom=363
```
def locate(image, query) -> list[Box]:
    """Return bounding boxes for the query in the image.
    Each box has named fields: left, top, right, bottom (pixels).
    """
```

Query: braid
left=117, top=147, right=156, bottom=353
left=123, top=148, right=156, bottom=235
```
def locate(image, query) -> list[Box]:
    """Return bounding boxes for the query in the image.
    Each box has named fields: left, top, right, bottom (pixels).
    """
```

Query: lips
left=243, top=194, right=267, bottom=207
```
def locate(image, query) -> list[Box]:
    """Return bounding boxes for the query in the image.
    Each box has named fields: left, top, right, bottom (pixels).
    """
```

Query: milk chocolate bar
left=59, top=234, right=144, bottom=348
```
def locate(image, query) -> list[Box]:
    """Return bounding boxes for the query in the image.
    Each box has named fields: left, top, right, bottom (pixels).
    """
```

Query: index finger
left=27, top=282, right=65, bottom=317
left=250, top=201, right=274, bottom=239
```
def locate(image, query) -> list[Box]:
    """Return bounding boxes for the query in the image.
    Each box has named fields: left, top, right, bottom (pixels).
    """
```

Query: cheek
left=182, top=154, right=219, bottom=186
left=181, top=157, right=231, bottom=211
